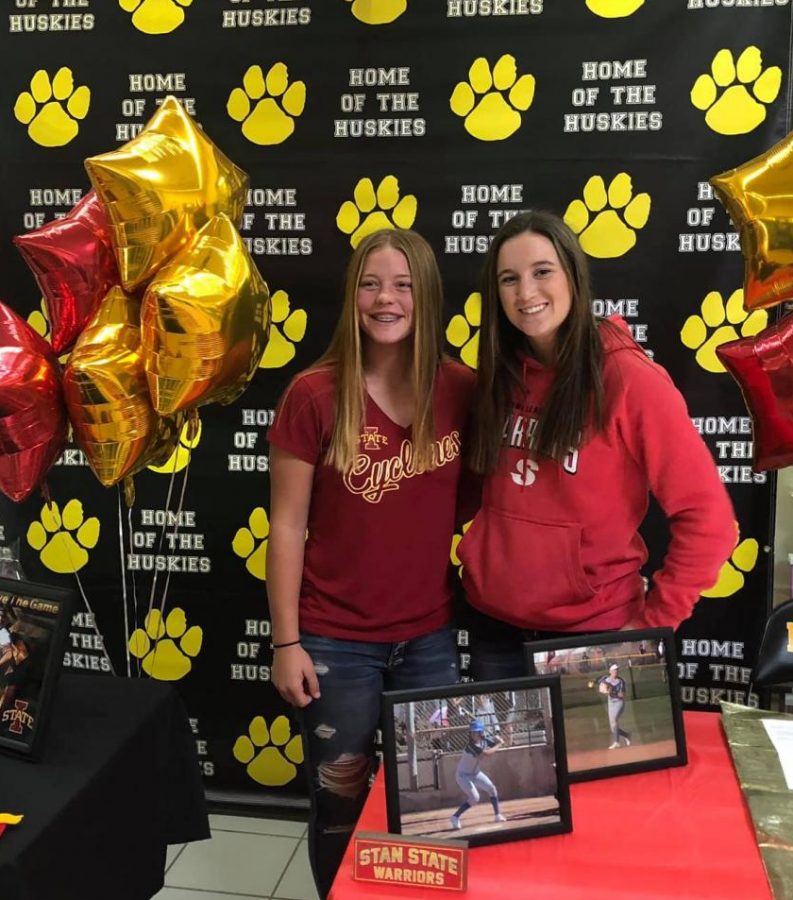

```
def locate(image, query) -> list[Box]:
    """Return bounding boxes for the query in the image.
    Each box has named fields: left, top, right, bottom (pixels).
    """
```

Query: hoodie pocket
left=458, top=506, right=597, bottom=628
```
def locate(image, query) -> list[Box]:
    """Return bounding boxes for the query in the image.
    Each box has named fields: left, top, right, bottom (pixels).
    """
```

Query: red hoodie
left=458, top=320, right=736, bottom=632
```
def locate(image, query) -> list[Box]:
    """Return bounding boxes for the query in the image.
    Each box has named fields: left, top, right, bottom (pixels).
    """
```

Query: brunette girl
left=458, top=210, right=736, bottom=680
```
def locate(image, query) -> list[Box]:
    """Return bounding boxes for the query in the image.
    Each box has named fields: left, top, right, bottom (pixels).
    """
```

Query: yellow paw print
left=450, top=520, right=472, bottom=577
left=148, top=415, right=202, bottom=474
left=27, top=301, right=71, bottom=364
left=259, top=291, right=307, bottom=369
left=27, top=301, right=49, bottom=342
left=450, top=56, right=536, bottom=142
left=233, top=715, right=304, bottom=787
left=119, top=0, right=192, bottom=34
left=564, top=174, right=651, bottom=258
left=345, top=0, right=407, bottom=25
left=702, top=538, right=759, bottom=598
left=26, top=500, right=100, bottom=574
left=14, top=68, right=90, bottom=148
left=336, top=176, right=417, bottom=248
left=129, top=608, right=203, bottom=680
left=586, top=0, right=644, bottom=17
left=227, top=64, right=306, bottom=146
left=680, top=290, right=767, bottom=374
left=233, top=508, right=269, bottom=581
left=446, top=293, right=481, bottom=369
left=691, top=48, right=782, bottom=136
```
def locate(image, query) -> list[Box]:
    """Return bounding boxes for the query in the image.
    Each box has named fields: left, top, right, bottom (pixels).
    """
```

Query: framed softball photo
left=381, top=676, right=572, bottom=848
left=524, top=627, right=686, bottom=783
left=0, top=578, right=73, bottom=759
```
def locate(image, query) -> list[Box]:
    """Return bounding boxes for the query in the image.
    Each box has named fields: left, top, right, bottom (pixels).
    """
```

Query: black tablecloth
left=0, top=673, right=210, bottom=900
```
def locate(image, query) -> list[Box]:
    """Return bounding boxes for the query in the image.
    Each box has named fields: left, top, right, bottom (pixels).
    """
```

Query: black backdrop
left=0, top=0, right=789, bottom=805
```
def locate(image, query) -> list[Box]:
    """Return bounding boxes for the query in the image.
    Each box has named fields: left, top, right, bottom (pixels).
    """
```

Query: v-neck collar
left=366, top=392, right=412, bottom=431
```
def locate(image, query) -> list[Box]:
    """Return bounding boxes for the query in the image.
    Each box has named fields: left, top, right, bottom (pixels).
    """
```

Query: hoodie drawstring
left=520, top=356, right=532, bottom=491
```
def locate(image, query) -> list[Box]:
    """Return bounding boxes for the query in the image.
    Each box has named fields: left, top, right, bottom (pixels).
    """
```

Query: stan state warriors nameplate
left=354, top=832, right=468, bottom=891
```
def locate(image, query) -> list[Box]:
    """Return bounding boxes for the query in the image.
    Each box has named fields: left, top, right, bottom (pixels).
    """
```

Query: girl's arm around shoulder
left=609, top=350, right=737, bottom=630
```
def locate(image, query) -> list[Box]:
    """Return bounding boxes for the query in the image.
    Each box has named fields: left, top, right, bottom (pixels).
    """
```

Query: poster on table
left=381, top=676, right=571, bottom=846
left=525, top=627, right=687, bottom=782
left=0, top=579, right=73, bottom=759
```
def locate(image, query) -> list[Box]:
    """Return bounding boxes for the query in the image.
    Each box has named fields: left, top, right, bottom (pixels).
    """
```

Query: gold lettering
left=344, top=431, right=461, bottom=503
left=30, top=600, right=58, bottom=614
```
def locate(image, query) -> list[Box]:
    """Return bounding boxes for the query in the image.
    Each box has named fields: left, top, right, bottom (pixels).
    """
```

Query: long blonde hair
left=316, top=228, right=445, bottom=473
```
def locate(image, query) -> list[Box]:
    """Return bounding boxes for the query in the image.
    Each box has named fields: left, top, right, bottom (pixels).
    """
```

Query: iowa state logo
left=360, top=427, right=389, bottom=451
left=2, top=699, right=33, bottom=735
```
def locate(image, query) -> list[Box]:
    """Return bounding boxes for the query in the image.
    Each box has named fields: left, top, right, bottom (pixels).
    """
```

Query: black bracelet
left=271, top=639, right=301, bottom=650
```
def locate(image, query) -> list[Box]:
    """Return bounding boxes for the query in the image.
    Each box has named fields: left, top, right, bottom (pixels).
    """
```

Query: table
left=0, top=673, right=210, bottom=900
left=330, top=712, right=771, bottom=900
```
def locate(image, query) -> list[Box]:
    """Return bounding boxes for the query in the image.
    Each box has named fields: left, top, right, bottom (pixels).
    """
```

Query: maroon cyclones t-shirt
left=268, top=360, right=474, bottom=642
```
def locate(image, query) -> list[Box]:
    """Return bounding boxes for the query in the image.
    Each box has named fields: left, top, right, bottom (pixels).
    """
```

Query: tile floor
left=154, top=813, right=320, bottom=900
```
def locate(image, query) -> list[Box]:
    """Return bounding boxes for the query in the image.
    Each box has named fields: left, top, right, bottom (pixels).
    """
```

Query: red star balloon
left=711, top=130, right=793, bottom=311
left=717, top=311, right=793, bottom=471
left=0, top=303, right=67, bottom=502
left=13, top=191, right=119, bottom=356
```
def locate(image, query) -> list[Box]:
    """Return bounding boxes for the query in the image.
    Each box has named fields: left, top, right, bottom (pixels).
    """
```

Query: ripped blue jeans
left=298, top=627, right=459, bottom=899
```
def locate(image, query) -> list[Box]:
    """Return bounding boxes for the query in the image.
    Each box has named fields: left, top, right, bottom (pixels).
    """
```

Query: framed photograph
left=381, top=676, right=572, bottom=847
left=0, top=577, right=74, bottom=759
left=524, top=627, right=686, bottom=783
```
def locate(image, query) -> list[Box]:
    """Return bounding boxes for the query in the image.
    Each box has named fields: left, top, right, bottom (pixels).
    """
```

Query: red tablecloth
left=330, top=711, right=771, bottom=900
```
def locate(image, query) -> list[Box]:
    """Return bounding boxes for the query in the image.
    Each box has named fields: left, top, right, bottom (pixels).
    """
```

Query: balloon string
left=148, top=452, right=192, bottom=675
left=42, top=498, right=116, bottom=677
left=72, top=568, right=116, bottom=677
left=128, top=502, right=141, bottom=677
left=117, top=486, right=132, bottom=678
left=158, top=454, right=191, bottom=618
left=145, top=460, right=178, bottom=621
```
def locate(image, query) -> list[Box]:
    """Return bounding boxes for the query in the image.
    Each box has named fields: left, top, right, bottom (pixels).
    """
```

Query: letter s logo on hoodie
left=511, top=458, right=539, bottom=486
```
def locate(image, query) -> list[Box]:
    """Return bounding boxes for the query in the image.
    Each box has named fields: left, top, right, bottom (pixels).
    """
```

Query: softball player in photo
left=450, top=719, right=506, bottom=829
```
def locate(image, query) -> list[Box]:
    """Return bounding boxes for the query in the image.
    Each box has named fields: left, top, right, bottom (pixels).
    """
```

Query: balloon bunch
left=712, top=131, right=793, bottom=471
left=4, top=97, right=270, bottom=502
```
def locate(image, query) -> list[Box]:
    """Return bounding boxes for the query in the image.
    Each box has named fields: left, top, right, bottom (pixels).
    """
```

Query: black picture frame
left=381, top=676, right=572, bottom=848
left=524, top=627, right=686, bottom=783
left=0, top=577, right=74, bottom=759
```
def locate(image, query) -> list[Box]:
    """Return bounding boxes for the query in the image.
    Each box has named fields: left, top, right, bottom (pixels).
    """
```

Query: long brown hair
left=315, top=228, right=445, bottom=472
left=470, top=210, right=608, bottom=473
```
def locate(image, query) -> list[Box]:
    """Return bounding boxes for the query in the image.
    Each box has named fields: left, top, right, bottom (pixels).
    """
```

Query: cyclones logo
left=3, top=699, right=33, bottom=735
left=360, top=427, right=388, bottom=450
left=344, top=432, right=461, bottom=503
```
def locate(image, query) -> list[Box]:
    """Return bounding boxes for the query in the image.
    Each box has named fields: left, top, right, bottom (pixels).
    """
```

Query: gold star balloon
left=63, top=286, right=184, bottom=487
left=84, top=96, right=249, bottom=291
left=711, top=130, right=793, bottom=311
left=141, top=213, right=271, bottom=415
